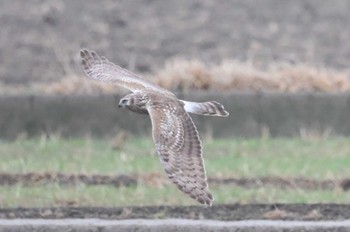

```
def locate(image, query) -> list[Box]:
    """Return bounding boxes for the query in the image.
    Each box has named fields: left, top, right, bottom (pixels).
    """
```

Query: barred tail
left=181, top=100, right=229, bottom=117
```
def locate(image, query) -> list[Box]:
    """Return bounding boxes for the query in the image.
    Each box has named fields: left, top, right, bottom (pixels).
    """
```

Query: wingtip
left=201, top=198, right=214, bottom=207
left=81, top=58, right=87, bottom=68
left=79, top=49, right=86, bottom=58
left=80, top=48, right=95, bottom=58
left=195, top=190, right=214, bottom=206
left=90, top=51, right=99, bottom=59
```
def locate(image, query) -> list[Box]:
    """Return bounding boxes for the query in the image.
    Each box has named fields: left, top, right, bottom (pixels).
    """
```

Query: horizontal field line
left=0, top=172, right=349, bottom=191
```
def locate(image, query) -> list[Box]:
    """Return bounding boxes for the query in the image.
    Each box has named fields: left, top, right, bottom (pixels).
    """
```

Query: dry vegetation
left=1, top=60, right=350, bottom=95
left=154, top=59, right=350, bottom=93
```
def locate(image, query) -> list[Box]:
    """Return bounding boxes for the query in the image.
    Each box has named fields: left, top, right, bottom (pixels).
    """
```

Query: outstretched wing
left=80, top=49, right=174, bottom=96
left=148, top=100, right=213, bottom=206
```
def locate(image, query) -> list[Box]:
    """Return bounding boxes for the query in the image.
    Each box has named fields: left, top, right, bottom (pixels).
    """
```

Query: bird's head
left=118, top=93, right=149, bottom=108
left=118, top=97, right=131, bottom=108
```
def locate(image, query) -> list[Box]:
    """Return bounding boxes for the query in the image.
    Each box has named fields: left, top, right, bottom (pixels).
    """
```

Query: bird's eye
left=121, top=99, right=128, bottom=104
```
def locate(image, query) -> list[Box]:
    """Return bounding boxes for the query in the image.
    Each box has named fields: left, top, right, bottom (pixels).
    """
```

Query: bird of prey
left=80, top=49, right=229, bottom=206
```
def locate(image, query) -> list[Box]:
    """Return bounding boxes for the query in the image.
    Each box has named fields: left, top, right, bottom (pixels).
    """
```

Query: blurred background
left=1, top=0, right=350, bottom=217
left=1, top=0, right=350, bottom=89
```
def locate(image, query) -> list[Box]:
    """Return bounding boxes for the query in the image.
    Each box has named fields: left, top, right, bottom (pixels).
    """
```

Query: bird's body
left=80, top=49, right=229, bottom=206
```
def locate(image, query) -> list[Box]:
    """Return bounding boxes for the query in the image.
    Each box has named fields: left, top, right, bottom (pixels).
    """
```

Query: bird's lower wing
left=148, top=101, right=213, bottom=206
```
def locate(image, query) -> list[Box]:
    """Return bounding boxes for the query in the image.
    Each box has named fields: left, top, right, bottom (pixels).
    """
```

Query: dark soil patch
left=0, top=172, right=137, bottom=187
left=0, top=204, right=349, bottom=221
left=0, top=172, right=348, bottom=191
left=209, top=177, right=341, bottom=191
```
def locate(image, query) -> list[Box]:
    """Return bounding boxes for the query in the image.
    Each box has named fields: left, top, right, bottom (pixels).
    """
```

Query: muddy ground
left=0, top=172, right=349, bottom=191
left=0, top=204, right=350, bottom=221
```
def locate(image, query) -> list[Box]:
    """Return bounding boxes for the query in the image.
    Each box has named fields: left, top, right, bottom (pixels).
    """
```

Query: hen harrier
left=80, top=49, right=229, bottom=206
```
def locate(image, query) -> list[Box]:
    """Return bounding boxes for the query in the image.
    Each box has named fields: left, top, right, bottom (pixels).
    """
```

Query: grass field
left=1, top=137, right=350, bottom=207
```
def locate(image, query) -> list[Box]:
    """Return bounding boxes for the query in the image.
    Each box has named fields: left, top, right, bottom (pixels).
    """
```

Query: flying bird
left=80, top=49, right=229, bottom=206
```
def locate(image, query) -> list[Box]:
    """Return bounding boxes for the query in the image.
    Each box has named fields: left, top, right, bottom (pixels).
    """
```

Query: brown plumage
left=80, top=49, right=229, bottom=206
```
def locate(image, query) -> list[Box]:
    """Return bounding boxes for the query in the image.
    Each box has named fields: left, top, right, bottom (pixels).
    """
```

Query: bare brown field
left=1, top=172, right=348, bottom=191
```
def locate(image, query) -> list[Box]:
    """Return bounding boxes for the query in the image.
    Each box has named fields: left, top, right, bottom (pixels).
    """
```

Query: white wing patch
left=182, top=101, right=198, bottom=112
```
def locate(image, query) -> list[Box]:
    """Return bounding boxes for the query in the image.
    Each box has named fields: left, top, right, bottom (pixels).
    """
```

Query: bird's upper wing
left=80, top=49, right=175, bottom=96
left=147, top=99, right=213, bottom=206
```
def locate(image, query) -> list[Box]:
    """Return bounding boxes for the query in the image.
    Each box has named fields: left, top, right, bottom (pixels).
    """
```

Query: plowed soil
left=1, top=172, right=349, bottom=191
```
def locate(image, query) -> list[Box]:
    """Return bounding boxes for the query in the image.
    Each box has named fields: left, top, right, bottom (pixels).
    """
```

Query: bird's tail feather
left=181, top=100, right=229, bottom=117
